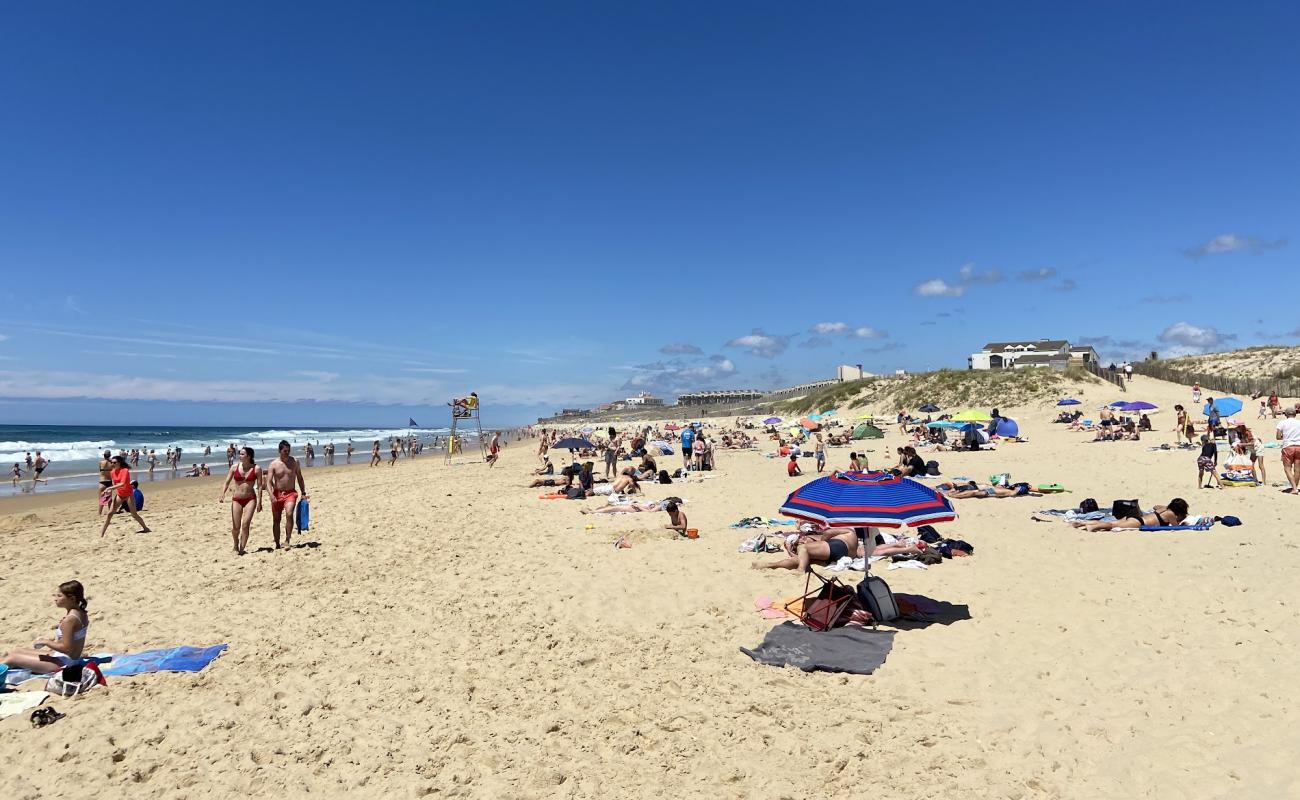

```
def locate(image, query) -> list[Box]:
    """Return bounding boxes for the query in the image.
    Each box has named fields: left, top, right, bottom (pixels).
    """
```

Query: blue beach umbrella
left=926, top=420, right=962, bottom=429
left=1108, top=400, right=1128, bottom=408
left=763, top=417, right=782, bottom=424
left=779, top=471, right=957, bottom=529
left=1203, top=398, right=1243, bottom=418
left=1057, top=398, right=1081, bottom=406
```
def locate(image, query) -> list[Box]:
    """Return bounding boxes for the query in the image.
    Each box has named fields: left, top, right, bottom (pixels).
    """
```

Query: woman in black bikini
left=1072, top=498, right=1189, bottom=531
left=218, top=447, right=262, bottom=555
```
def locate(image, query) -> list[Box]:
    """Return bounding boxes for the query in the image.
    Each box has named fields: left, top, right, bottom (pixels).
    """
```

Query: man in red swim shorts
left=1277, top=408, right=1300, bottom=494
left=265, top=440, right=309, bottom=548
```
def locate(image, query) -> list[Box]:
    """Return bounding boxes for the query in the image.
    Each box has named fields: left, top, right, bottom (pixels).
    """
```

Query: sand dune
left=2, top=373, right=1298, bottom=799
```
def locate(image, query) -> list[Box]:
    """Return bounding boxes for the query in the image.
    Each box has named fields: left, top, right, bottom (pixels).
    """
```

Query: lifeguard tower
left=445, top=392, right=487, bottom=464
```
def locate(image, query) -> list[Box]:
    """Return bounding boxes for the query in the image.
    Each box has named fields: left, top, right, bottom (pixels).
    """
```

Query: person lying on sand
left=751, top=525, right=920, bottom=571
left=1071, top=498, right=1189, bottom=531
left=939, top=480, right=1033, bottom=498
left=580, top=500, right=664, bottom=515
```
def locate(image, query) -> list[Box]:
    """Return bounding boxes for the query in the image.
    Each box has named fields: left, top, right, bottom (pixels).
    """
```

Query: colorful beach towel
left=1139, top=523, right=1214, bottom=531
left=100, top=644, right=228, bottom=677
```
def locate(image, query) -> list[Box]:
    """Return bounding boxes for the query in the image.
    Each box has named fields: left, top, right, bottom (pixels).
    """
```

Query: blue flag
left=408, top=418, right=418, bottom=427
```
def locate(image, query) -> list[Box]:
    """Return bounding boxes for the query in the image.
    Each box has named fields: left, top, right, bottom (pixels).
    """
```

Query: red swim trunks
left=1283, top=446, right=1300, bottom=467
left=271, top=490, right=299, bottom=515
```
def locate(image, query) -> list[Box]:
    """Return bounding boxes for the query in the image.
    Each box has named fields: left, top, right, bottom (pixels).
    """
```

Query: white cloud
left=0, top=334, right=8, bottom=342
left=913, top=279, right=965, bottom=297
left=622, top=354, right=738, bottom=394
left=851, top=326, right=886, bottom=339
left=292, top=370, right=340, bottom=382
left=1184, top=233, right=1287, bottom=258
left=1157, top=321, right=1235, bottom=352
left=402, top=367, right=469, bottom=374
left=957, top=263, right=1003, bottom=285
left=725, top=329, right=792, bottom=358
left=811, top=322, right=850, bottom=335
left=1017, top=267, right=1058, bottom=282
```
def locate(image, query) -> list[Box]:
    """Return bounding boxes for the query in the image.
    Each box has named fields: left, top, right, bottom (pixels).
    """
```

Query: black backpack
left=1079, top=498, right=1099, bottom=513
left=926, top=460, right=940, bottom=476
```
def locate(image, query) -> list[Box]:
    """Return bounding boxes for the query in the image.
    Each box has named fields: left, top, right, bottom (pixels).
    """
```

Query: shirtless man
left=265, top=440, right=308, bottom=549
left=97, top=450, right=114, bottom=514
left=31, top=451, right=49, bottom=486
left=487, top=432, right=501, bottom=467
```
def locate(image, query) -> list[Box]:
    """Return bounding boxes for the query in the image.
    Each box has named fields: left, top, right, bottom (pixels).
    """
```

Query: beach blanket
left=0, top=690, right=49, bottom=718
left=741, top=621, right=895, bottom=675
left=1139, top=523, right=1214, bottom=531
left=100, top=644, right=228, bottom=677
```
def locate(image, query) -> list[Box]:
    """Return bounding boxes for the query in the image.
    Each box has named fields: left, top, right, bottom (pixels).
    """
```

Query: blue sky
left=1, top=2, right=1296, bottom=426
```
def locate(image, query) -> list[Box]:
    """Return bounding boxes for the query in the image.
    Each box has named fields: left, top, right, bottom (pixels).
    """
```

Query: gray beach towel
left=741, top=622, right=895, bottom=675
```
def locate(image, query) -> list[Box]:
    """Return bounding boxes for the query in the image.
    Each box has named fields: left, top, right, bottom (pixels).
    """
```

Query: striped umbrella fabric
left=779, top=471, right=957, bottom=528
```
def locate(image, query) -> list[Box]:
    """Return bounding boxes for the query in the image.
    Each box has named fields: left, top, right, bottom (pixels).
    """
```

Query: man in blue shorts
left=680, top=425, right=696, bottom=471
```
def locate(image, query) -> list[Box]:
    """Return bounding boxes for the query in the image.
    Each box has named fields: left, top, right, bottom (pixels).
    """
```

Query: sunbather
left=939, top=480, right=1032, bottom=498
left=1071, top=498, right=1189, bottom=531
left=2, top=581, right=90, bottom=674
left=580, top=500, right=664, bottom=514
left=751, top=525, right=923, bottom=571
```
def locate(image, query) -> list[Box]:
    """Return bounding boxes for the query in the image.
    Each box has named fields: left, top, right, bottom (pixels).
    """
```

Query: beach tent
left=992, top=418, right=1020, bottom=438
left=648, top=439, right=674, bottom=455
left=852, top=423, right=884, bottom=439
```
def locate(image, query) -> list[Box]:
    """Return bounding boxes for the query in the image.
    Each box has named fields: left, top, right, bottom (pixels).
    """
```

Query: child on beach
left=787, top=454, right=802, bottom=477
left=10, top=463, right=20, bottom=486
left=1197, top=436, right=1222, bottom=489
left=663, top=500, right=688, bottom=536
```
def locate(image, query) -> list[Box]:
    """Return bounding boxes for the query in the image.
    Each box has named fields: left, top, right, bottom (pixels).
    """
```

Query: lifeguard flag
left=409, top=418, right=418, bottom=427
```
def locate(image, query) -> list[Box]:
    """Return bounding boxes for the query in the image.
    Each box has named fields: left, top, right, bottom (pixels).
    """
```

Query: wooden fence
left=1130, top=361, right=1300, bottom=399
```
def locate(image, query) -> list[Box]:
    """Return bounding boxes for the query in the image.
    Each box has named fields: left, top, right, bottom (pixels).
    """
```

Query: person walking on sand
left=1277, top=408, right=1300, bottom=494
left=266, top=440, right=308, bottom=548
left=1192, top=383, right=1201, bottom=404
left=814, top=434, right=826, bottom=473
left=1196, top=435, right=1222, bottom=490
left=218, top=446, right=262, bottom=556
left=369, top=440, right=381, bottom=467
left=346, top=441, right=354, bottom=463
left=389, top=438, right=399, bottom=466
left=147, top=449, right=157, bottom=478
left=99, top=455, right=150, bottom=536
left=487, top=431, right=501, bottom=467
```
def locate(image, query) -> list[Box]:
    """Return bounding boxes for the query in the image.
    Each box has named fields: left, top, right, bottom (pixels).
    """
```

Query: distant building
left=970, top=339, right=1094, bottom=370
left=837, top=364, right=873, bottom=382
left=677, top=389, right=765, bottom=406
left=623, top=392, right=665, bottom=407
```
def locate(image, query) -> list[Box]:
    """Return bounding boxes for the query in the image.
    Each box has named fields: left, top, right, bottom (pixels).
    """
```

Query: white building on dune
left=969, top=339, right=1098, bottom=370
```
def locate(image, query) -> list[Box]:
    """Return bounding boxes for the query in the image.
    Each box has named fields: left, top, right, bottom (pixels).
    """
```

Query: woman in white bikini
left=2, top=581, right=90, bottom=674
left=218, top=446, right=263, bottom=555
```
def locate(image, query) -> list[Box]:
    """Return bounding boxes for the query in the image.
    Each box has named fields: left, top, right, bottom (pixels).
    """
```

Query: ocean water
left=1, top=424, right=455, bottom=497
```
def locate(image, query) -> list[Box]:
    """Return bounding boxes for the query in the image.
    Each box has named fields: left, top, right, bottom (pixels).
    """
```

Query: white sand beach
left=2, top=374, right=1298, bottom=799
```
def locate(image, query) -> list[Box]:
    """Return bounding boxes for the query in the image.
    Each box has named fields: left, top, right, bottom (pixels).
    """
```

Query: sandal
left=30, top=707, right=64, bottom=728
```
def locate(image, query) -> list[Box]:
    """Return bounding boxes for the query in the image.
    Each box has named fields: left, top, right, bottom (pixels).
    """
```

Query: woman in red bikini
left=218, top=447, right=263, bottom=555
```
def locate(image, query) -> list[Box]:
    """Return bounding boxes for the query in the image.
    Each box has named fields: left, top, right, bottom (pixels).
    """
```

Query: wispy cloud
left=0, top=334, right=8, bottom=342
left=725, top=329, right=793, bottom=358
left=810, top=322, right=887, bottom=339
left=913, top=279, right=965, bottom=297
left=799, top=337, right=832, bottom=349
left=64, top=296, right=85, bottom=314
left=46, top=329, right=278, bottom=354
left=1183, top=233, right=1287, bottom=258
left=293, top=370, right=340, bottom=382
left=622, top=354, right=738, bottom=394
left=1140, top=293, right=1190, bottom=304
left=659, top=343, right=703, bottom=355
left=402, top=367, right=469, bottom=374
left=1055, top=278, right=1078, bottom=292
left=1016, top=267, right=1057, bottom=282
left=83, top=350, right=182, bottom=360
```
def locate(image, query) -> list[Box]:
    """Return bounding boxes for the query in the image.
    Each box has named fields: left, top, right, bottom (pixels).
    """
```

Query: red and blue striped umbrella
left=779, top=470, right=956, bottom=528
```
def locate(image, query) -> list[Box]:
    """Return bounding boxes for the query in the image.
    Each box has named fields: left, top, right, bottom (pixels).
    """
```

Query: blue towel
left=1138, top=524, right=1213, bottom=531
left=100, top=644, right=228, bottom=677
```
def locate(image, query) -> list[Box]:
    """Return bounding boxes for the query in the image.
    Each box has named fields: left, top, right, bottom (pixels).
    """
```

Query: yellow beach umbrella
left=951, top=409, right=992, bottom=422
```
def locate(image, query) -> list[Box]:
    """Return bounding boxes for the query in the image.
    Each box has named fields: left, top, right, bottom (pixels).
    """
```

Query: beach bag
left=926, top=460, right=941, bottom=476
left=565, top=487, right=585, bottom=500
left=46, top=662, right=105, bottom=697
left=856, top=575, right=899, bottom=623
left=1112, top=499, right=1141, bottom=520
left=990, top=473, right=1011, bottom=486
left=1079, top=498, right=1099, bottom=513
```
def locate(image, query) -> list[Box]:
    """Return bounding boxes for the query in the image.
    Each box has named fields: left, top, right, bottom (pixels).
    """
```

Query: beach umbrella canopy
left=951, top=409, right=992, bottom=422
left=1204, top=398, right=1243, bottom=417
left=918, top=403, right=941, bottom=413
left=779, top=471, right=957, bottom=529
left=799, top=418, right=821, bottom=430
left=927, top=420, right=963, bottom=429
left=820, top=409, right=837, bottom=417
left=992, top=418, right=1020, bottom=437
left=580, top=426, right=594, bottom=434
left=958, top=422, right=985, bottom=431
left=1107, top=400, right=1128, bottom=408
left=664, top=423, right=680, bottom=430
left=1117, top=401, right=1158, bottom=412
left=552, top=437, right=594, bottom=450
left=763, top=416, right=782, bottom=425
left=808, top=413, right=823, bottom=422
left=1057, top=398, right=1081, bottom=406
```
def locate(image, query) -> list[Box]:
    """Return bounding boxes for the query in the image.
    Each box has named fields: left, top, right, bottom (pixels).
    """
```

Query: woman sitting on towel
left=1071, top=498, right=1189, bottom=531
left=2, top=581, right=90, bottom=674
